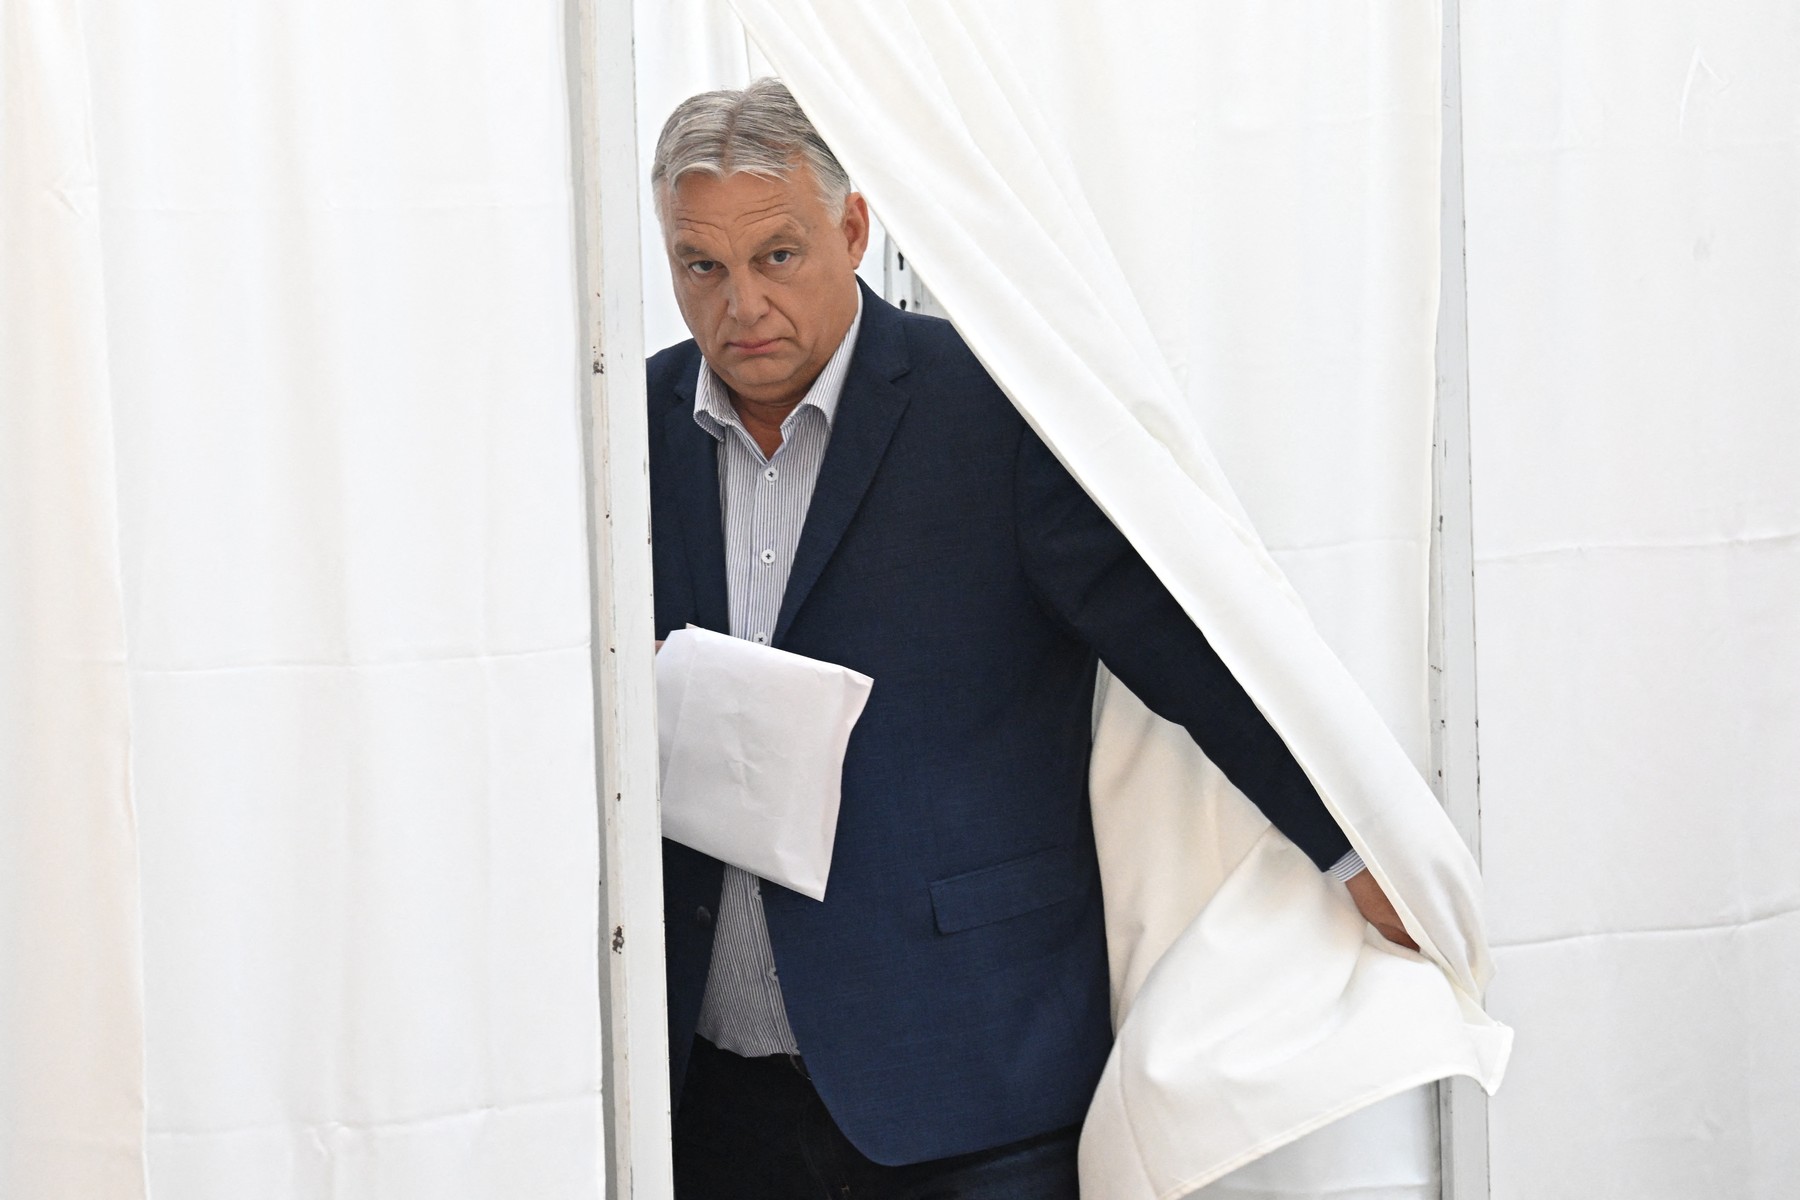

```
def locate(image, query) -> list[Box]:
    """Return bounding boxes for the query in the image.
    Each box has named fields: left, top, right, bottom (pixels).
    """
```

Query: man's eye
left=768, top=250, right=795, bottom=265
left=688, top=260, right=718, bottom=275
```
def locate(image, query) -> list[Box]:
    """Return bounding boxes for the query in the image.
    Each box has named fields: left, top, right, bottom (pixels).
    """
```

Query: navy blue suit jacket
left=649, top=283, right=1351, bottom=1166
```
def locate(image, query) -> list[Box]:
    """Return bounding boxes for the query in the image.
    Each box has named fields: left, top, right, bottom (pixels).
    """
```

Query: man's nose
left=723, top=272, right=771, bottom=326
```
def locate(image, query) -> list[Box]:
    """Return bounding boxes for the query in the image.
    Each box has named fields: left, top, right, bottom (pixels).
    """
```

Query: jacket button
left=695, top=906, right=713, bottom=927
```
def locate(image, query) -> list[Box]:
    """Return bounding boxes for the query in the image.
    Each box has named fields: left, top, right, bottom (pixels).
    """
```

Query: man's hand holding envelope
left=654, top=627, right=873, bottom=901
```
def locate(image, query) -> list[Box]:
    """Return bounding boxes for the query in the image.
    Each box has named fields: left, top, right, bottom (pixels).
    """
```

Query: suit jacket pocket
left=929, top=844, right=1089, bottom=934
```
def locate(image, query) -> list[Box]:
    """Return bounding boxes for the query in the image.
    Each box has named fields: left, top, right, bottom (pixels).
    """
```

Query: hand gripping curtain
left=724, top=3, right=1512, bottom=1196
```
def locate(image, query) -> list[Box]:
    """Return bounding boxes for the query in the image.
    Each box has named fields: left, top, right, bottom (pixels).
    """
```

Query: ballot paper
left=655, top=627, right=874, bottom=901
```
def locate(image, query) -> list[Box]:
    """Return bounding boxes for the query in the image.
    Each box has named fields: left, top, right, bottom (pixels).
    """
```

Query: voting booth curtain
left=13, top=0, right=1795, bottom=1197
left=2, top=1, right=145, bottom=1191
left=1461, top=5, right=1800, bottom=1197
left=640, top=1, right=1510, bottom=1196
left=1, top=1, right=604, bottom=1196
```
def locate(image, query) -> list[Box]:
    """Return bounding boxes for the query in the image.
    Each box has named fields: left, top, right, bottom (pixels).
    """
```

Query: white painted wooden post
left=568, top=0, right=674, bottom=1193
left=1431, top=0, right=1490, bottom=1196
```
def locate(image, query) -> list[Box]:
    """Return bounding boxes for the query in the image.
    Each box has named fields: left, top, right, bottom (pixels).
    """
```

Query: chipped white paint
left=1431, top=1, right=1490, bottom=1198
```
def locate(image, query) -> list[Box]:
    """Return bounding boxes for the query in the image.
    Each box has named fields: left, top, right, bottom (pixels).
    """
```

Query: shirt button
left=767, top=967, right=779, bottom=981
left=752, top=632, right=769, bottom=645
left=764, top=466, right=779, bottom=482
left=759, top=548, right=776, bottom=565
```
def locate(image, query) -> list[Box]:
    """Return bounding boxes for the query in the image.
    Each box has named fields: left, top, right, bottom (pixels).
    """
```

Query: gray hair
left=650, top=78, right=853, bottom=222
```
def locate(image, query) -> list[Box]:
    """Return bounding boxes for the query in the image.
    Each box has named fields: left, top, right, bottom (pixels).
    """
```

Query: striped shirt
left=688, top=293, right=1363, bottom=1056
left=691, top=296, right=864, bottom=1057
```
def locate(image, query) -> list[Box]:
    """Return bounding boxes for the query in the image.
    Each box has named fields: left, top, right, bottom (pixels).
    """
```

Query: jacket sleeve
left=1013, top=425, right=1353, bottom=871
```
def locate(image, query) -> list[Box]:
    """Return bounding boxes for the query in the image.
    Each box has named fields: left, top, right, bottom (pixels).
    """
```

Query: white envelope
left=655, top=627, right=874, bottom=901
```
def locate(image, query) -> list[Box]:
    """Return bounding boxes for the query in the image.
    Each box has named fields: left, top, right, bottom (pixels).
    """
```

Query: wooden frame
left=568, top=0, right=674, bottom=1193
left=1430, top=0, right=1491, bottom=1196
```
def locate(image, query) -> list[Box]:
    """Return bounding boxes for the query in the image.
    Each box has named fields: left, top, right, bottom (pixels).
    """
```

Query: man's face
left=662, top=164, right=870, bottom=409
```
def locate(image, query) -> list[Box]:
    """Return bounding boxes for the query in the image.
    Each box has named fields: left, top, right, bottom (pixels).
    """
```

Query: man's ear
left=842, top=193, right=872, bottom=269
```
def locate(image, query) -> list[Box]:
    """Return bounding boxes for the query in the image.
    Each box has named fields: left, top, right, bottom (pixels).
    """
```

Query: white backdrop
left=1, top=1, right=147, bottom=1193
left=1461, top=3, right=1800, bottom=1197
left=2, top=0, right=606, bottom=1195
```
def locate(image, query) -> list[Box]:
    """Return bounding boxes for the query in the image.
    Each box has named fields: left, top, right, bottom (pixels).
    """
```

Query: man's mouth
left=728, top=338, right=782, bottom=356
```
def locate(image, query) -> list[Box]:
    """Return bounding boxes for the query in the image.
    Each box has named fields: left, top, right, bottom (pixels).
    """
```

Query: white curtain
left=1, top=1, right=605, bottom=1195
left=1461, top=4, right=1800, bottom=1197
left=1, top=1, right=147, bottom=1194
left=640, top=3, right=1506, bottom=1196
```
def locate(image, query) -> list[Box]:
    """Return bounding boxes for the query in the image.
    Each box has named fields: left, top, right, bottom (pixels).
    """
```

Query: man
left=647, top=79, right=1412, bottom=1198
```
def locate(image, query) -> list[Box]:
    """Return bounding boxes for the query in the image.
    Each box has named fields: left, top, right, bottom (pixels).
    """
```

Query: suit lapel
left=664, top=357, right=731, bottom=633
left=774, top=288, right=912, bottom=645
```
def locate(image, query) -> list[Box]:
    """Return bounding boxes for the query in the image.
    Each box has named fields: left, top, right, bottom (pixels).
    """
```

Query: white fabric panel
left=1485, top=910, right=1800, bottom=1198
left=995, top=12, right=1458, bottom=1194
left=0, top=0, right=148, bottom=1194
left=663, top=3, right=1508, bottom=1196
left=999, top=5, right=1442, bottom=770
left=1198, top=1090, right=1439, bottom=1200
left=8, top=1, right=606, bottom=1194
left=1461, top=2, right=1800, bottom=1196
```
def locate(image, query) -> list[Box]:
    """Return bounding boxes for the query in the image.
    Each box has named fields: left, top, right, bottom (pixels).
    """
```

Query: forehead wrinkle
left=670, top=205, right=811, bottom=259
left=749, top=218, right=807, bottom=249
left=672, top=178, right=808, bottom=221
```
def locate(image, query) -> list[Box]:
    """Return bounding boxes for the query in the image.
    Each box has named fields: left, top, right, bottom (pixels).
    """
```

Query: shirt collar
left=693, top=289, right=865, bottom=443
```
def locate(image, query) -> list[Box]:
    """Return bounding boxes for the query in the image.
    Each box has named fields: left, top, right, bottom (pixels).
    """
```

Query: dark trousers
left=673, top=1037, right=1082, bottom=1200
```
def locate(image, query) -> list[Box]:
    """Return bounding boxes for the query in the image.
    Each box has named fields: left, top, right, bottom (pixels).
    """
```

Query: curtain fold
left=4, top=1, right=606, bottom=1194
left=719, top=2, right=1509, bottom=1196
